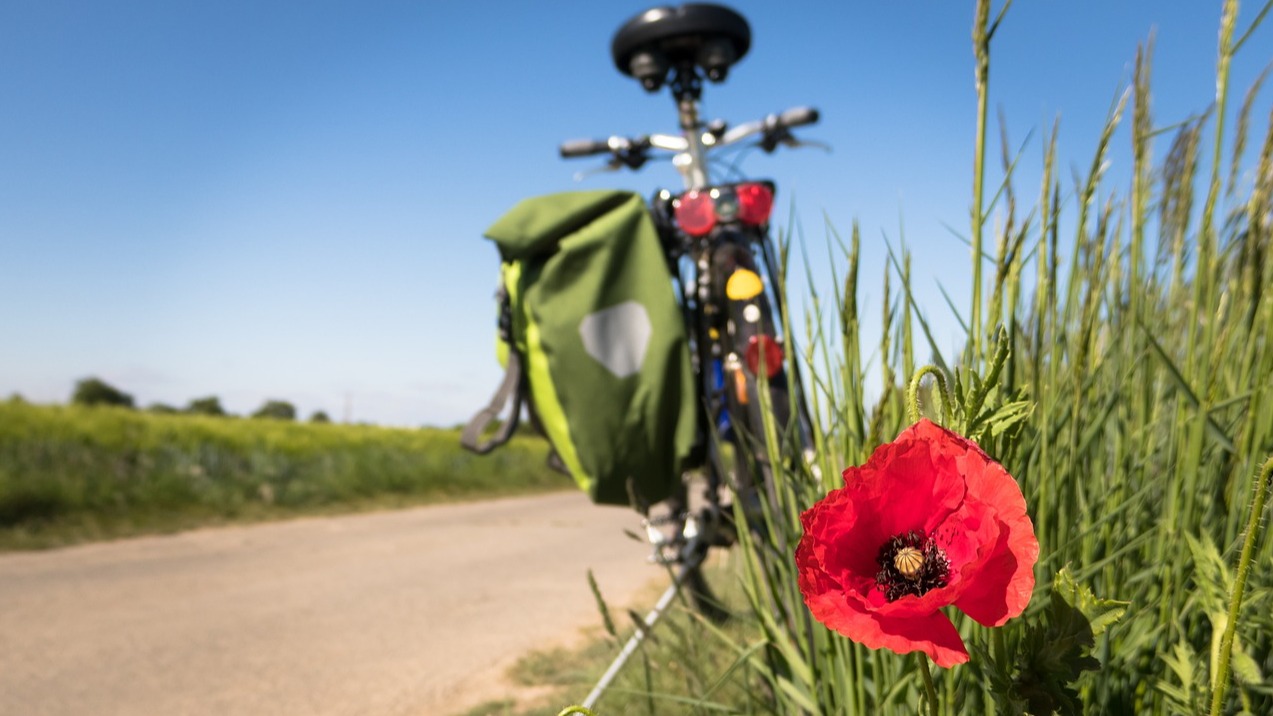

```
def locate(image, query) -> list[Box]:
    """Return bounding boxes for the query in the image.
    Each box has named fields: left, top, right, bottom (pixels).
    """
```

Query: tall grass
left=0, top=399, right=564, bottom=549
left=593, top=0, right=1273, bottom=713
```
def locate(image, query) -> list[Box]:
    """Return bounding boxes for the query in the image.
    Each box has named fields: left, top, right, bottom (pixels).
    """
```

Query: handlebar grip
left=778, top=106, right=819, bottom=128
left=559, top=138, right=611, bottom=158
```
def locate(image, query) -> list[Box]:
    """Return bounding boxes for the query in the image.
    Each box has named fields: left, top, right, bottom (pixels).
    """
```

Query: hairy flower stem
left=907, top=365, right=952, bottom=426
left=917, top=653, right=940, bottom=715
left=1209, top=455, right=1273, bottom=716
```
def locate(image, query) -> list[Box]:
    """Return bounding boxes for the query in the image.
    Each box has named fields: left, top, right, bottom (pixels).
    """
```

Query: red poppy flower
left=796, top=419, right=1038, bottom=667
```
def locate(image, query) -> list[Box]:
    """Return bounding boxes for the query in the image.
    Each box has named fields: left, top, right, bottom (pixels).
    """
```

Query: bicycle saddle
left=611, top=3, right=751, bottom=91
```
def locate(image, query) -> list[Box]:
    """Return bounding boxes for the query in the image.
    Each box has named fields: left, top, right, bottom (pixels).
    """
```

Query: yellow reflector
left=726, top=269, right=764, bottom=301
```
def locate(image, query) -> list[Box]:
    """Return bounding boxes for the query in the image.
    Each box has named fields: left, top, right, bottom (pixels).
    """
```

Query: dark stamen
left=875, top=530, right=950, bottom=602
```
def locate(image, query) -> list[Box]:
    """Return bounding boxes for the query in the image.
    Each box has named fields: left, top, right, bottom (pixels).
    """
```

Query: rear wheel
left=711, top=235, right=812, bottom=696
left=671, top=233, right=809, bottom=623
left=711, top=238, right=803, bottom=521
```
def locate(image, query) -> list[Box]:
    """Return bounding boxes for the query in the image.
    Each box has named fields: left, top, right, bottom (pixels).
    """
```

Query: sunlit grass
left=464, top=559, right=762, bottom=716
left=571, top=0, right=1273, bottom=713
left=0, top=399, right=566, bottom=550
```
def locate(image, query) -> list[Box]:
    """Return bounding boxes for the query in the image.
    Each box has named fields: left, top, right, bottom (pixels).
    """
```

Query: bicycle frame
left=563, top=60, right=821, bottom=542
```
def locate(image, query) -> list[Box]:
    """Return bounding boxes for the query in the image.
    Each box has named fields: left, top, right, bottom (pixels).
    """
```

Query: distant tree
left=309, top=410, right=332, bottom=424
left=71, top=377, right=134, bottom=408
left=186, top=396, right=227, bottom=416
left=251, top=400, right=296, bottom=421
left=147, top=403, right=179, bottom=414
left=6, top=392, right=25, bottom=404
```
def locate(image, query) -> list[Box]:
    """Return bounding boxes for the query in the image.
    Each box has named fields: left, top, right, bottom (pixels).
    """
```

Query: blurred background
left=2, top=0, right=1267, bottom=427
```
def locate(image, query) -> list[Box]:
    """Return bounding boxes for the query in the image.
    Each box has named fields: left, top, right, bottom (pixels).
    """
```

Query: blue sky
left=2, top=1, right=1269, bottom=427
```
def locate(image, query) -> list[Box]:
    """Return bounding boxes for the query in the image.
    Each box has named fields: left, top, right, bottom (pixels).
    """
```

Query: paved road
left=0, top=492, right=658, bottom=715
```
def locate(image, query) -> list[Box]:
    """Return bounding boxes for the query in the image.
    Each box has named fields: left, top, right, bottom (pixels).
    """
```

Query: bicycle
left=558, top=4, right=823, bottom=705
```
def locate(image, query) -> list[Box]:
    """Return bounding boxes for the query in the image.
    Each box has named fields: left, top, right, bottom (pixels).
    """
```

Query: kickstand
left=580, top=540, right=705, bottom=709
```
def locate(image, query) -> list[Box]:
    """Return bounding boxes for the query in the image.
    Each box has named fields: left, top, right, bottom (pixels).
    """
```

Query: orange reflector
left=733, top=369, right=749, bottom=405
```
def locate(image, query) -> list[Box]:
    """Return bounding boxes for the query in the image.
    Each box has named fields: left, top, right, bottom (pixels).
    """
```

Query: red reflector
left=736, top=183, right=774, bottom=226
left=674, top=189, right=716, bottom=236
left=745, top=334, right=784, bottom=379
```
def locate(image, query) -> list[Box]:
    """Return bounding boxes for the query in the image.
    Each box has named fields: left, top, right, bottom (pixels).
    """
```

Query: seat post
left=670, top=65, right=711, bottom=189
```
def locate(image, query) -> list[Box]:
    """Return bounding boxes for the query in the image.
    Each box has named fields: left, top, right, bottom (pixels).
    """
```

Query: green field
left=0, top=399, right=566, bottom=550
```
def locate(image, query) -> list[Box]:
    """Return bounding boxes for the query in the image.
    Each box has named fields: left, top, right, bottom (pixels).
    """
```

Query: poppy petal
left=801, top=487, right=879, bottom=591
left=800, top=579, right=970, bottom=668
left=868, top=609, right=970, bottom=668
left=953, top=510, right=1037, bottom=625
left=856, top=421, right=967, bottom=539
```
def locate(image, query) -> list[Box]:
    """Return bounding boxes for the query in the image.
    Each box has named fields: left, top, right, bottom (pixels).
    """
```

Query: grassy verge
left=0, top=399, right=567, bottom=550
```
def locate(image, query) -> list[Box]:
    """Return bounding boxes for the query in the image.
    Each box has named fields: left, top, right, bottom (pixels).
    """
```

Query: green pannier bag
left=461, top=189, right=698, bottom=507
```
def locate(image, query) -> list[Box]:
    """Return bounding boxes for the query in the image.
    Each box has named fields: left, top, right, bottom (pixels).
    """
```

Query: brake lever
left=759, top=126, right=792, bottom=153
left=572, top=159, right=624, bottom=182
left=780, top=137, right=833, bottom=153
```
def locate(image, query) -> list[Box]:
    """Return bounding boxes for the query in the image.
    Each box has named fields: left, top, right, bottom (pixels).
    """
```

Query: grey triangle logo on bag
left=579, top=301, right=651, bottom=378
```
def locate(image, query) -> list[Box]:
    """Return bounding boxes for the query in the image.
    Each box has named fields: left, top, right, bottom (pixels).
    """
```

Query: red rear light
left=736, top=182, right=774, bottom=226
left=674, top=189, right=716, bottom=236
left=745, top=334, right=784, bottom=379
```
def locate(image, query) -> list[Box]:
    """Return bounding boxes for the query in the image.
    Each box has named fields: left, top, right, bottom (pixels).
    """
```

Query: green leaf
left=1013, top=591, right=1096, bottom=715
left=586, top=569, right=617, bottom=641
left=1184, top=533, right=1231, bottom=609
left=1209, top=611, right=1264, bottom=687
left=1157, top=641, right=1202, bottom=713
left=977, top=400, right=1034, bottom=438
left=1005, top=569, right=1130, bottom=715
left=1053, top=566, right=1130, bottom=638
left=1138, top=320, right=1237, bottom=453
left=970, top=640, right=1029, bottom=716
left=1209, top=610, right=1227, bottom=691
left=1231, top=643, right=1264, bottom=686
left=1018, top=599, right=1091, bottom=713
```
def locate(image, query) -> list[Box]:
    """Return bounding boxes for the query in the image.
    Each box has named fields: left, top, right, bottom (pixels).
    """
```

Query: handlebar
left=559, top=105, right=819, bottom=162
left=779, top=106, right=818, bottom=128
left=560, top=137, right=613, bottom=158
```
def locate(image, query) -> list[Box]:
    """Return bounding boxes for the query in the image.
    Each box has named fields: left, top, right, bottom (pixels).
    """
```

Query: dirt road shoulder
left=0, top=492, right=658, bottom=716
